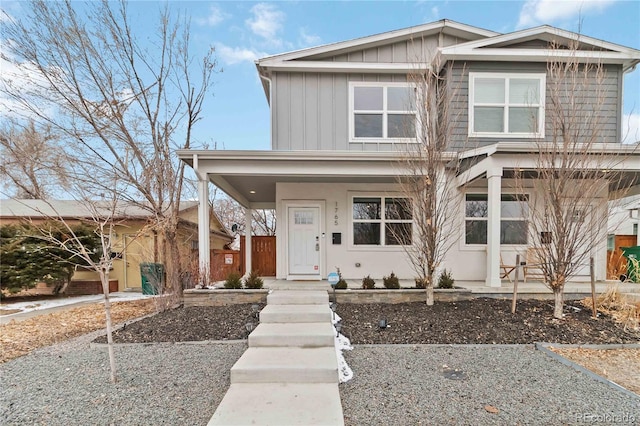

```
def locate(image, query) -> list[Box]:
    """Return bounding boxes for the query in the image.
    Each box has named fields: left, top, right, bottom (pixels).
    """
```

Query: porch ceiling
left=177, top=150, right=413, bottom=208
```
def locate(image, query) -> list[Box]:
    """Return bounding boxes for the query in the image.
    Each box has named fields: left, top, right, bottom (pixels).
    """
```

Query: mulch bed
left=93, top=299, right=640, bottom=345
left=93, top=303, right=266, bottom=344
left=336, top=298, right=640, bottom=345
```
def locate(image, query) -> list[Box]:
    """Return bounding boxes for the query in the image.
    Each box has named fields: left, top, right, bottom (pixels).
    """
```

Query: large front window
left=353, top=196, right=412, bottom=246
left=465, top=193, right=529, bottom=245
left=350, top=82, right=416, bottom=141
left=469, top=73, right=545, bottom=138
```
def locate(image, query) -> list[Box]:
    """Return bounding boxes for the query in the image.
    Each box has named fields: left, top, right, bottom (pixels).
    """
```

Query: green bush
left=362, top=275, right=376, bottom=289
left=224, top=272, right=243, bottom=289
left=243, top=270, right=264, bottom=289
left=437, top=269, right=455, bottom=289
left=334, top=267, right=348, bottom=289
left=383, top=272, right=400, bottom=289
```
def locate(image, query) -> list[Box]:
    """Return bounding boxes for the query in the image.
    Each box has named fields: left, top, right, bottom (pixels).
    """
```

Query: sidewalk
left=0, top=292, right=150, bottom=325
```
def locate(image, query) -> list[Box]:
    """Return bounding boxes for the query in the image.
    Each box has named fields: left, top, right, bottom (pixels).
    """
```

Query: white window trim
left=349, top=194, right=413, bottom=249
left=349, top=81, right=417, bottom=143
left=468, top=72, right=546, bottom=139
left=463, top=192, right=530, bottom=247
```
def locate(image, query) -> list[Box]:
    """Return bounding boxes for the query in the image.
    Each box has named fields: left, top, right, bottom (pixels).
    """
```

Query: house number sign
left=334, top=202, right=339, bottom=226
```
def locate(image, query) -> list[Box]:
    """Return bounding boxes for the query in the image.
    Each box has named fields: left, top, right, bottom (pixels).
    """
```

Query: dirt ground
left=1, top=297, right=638, bottom=395
left=0, top=299, right=157, bottom=363
left=550, top=347, right=640, bottom=395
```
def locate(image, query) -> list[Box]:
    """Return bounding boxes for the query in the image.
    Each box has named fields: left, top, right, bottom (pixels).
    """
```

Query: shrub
left=383, top=272, right=400, bottom=289
left=362, top=275, right=376, bottom=289
left=437, top=269, right=455, bottom=289
left=243, top=270, right=264, bottom=289
left=224, top=272, right=243, bottom=289
left=415, top=278, right=426, bottom=289
left=334, top=267, right=348, bottom=289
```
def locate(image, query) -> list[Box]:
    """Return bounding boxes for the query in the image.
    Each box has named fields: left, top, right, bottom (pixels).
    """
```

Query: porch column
left=245, top=207, right=252, bottom=276
left=197, top=177, right=211, bottom=286
left=486, top=167, right=503, bottom=287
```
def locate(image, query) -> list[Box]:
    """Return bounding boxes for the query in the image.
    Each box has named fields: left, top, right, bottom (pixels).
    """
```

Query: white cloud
left=246, top=3, right=284, bottom=46
left=217, top=43, right=267, bottom=65
left=517, top=0, right=617, bottom=29
left=622, top=113, right=640, bottom=144
left=299, top=28, right=321, bottom=47
left=197, top=5, right=229, bottom=27
left=430, top=6, right=440, bottom=20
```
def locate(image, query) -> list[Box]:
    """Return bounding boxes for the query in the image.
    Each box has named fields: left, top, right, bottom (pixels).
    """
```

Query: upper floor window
left=349, top=82, right=416, bottom=142
left=469, top=73, right=545, bottom=138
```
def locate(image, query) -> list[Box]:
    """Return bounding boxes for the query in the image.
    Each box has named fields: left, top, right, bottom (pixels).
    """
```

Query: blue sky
left=3, top=1, right=640, bottom=147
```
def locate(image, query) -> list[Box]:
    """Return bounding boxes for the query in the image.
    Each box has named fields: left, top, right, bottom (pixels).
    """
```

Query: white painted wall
left=275, top=179, right=609, bottom=282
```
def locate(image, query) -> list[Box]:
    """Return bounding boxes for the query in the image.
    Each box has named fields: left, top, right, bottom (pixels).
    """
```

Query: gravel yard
left=1, top=297, right=639, bottom=425
left=0, top=330, right=246, bottom=425
left=340, top=345, right=640, bottom=426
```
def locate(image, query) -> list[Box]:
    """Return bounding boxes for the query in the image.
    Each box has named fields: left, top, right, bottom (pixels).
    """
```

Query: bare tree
left=514, top=40, right=637, bottom=319
left=20, top=189, right=125, bottom=383
left=213, top=195, right=276, bottom=236
left=0, top=119, right=68, bottom=198
left=395, top=58, right=463, bottom=305
left=1, top=0, right=217, bottom=294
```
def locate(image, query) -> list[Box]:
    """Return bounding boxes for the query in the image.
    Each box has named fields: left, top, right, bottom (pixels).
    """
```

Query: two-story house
left=180, top=19, right=640, bottom=287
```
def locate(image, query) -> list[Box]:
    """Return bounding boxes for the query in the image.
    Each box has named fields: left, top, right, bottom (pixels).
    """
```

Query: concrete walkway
left=208, top=290, right=344, bottom=425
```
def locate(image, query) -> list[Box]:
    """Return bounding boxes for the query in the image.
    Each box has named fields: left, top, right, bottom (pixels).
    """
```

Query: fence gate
left=240, top=236, right=276, bottom=276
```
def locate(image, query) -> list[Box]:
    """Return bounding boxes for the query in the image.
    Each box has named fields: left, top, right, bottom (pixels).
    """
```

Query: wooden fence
left=607, top=234, right=637, bottom=280
left=208, top=235, right=276, bottom=280
left=240, top=236, right=276, bottom=276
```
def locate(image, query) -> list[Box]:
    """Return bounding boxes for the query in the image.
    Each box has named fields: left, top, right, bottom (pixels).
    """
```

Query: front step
left=260, top=304, right=333, bottom=323
left=208, top=383, right=344, bottom=425
left=230, top=347, right=338, bottom=383
left=267, top=290, right=329, bottom=305
left=249, top=323, right=335, bottom=348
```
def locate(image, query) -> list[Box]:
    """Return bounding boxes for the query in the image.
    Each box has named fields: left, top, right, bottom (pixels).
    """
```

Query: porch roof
left=178, top=144, right=640, bottom=208
left=177, top=150, right=442, bottom=208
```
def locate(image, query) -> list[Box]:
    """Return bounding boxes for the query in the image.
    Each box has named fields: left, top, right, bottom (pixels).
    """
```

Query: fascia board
left=439, top=49, right=640, bottom=68
left=178, top=150, right=457, bottom=162
left=256, top=20, right=499, bottom=65
left=260, top=61, right=430, bottom=74
left=440, top=26, right=640, bottom=55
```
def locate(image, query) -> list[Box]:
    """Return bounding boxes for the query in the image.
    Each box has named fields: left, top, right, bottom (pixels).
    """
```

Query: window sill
left=349, top=138, right=418, bottom=144
left=468, top=132, right=543, bottom=139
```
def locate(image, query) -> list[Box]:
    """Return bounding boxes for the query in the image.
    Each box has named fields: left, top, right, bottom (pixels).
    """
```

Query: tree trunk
left=100, top=269, right=117, bottom=383
left=553, top=286, right=564, bottom=319
left=426, top=284, right=434, bottom=306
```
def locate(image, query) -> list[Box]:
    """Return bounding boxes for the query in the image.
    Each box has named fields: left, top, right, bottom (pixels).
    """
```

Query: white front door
left=288, top=207, right=320, bottom=275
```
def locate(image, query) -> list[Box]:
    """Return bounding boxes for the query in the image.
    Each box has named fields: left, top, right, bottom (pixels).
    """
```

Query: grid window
left=469, top=73, right=545, bottom=138
left=351, top=83, right=416, bottom=141
left=353, top=196, right=413, bottom=246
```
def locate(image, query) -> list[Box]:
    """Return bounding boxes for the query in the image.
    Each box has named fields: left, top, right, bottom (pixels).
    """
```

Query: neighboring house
left=179, top=19, right=640, bottom=286
left=0, top=199, right=232, bottom=292
left=608, top=195, right=640, bottom=242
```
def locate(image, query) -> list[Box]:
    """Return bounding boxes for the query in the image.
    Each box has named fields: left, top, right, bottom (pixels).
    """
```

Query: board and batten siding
left=273, top=72, right=414, bottom=151
left=448, top=62, right=622, bottom=151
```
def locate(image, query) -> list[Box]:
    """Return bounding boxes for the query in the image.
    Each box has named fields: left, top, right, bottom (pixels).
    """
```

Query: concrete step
left=230, top=347, right=338, bottom=384
left=267, top=290, right=329, bottom=305
left=260, top=304, right=333, bottom=323
left=208, top=383, right=344, bottom=425
left=249, top=323, right=335, bottom=348
left=624, top=292, right=640, bottom=303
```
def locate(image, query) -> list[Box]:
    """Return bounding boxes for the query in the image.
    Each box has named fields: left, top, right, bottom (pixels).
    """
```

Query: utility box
left=140, top=263, right=165, bottom=295
left=621, top=246, right=640, bottom=283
